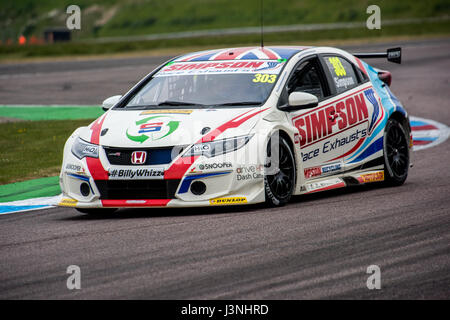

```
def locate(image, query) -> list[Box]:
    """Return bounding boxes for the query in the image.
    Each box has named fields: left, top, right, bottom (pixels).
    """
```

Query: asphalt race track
left=0, top=38, right=449, bottom=299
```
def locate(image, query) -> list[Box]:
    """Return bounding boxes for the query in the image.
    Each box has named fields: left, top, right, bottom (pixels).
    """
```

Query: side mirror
left=280, top=92, right=319, bottom=111
left=102, top=95, right=122, bottom=111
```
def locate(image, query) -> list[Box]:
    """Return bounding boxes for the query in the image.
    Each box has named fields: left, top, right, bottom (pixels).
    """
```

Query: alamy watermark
left=65, top=4, right=381, bottom=32
left=66, top=5, right=81, bottom=30
left=366, top=5, right=381, bottom=29
left=66, top=265, right=81, bottom=290
left=366, top=265, right=381, bottom=289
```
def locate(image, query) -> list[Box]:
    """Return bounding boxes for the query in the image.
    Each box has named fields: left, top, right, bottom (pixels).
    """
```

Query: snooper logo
left=126, top=115, right=180, bottom=143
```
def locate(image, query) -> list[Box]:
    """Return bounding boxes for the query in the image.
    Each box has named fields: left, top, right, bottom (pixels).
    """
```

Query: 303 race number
left=253, top=74, right=277, bottom=83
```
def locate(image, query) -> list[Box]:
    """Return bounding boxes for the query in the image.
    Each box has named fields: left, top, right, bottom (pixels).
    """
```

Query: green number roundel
left=126, top=115, right=180, bottom=143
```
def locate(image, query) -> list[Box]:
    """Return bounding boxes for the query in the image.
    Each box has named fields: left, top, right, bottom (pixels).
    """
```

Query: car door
left=279, top=55, right=332, bottom=179
left=282, top=54, right=374, bottom=180
left=316, top=54, right=376, bottom=173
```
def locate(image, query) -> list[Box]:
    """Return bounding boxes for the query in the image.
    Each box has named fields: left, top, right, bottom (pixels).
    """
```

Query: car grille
left=104, top=146, right=185, bottom=166
left=94, top=180, right=180, bottom=199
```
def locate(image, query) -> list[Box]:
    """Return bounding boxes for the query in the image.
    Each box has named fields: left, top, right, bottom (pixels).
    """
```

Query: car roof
left=174, top=46, right=312, bottom=62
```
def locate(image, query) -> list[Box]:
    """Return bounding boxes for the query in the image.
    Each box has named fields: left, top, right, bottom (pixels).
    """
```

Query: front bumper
left=59, top=139, right=266, bottom=208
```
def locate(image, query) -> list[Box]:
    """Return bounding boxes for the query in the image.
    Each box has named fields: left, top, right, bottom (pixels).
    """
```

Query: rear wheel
left=75, top=208, right=118, bottom=216
left=264, top=135, right=296, bottom=206
left=383, top=118, right=409, bottom=186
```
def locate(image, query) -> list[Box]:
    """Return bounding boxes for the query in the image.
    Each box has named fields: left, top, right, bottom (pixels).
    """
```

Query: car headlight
left=71, top=137, right=99, bottom=159
left=183, top=134, right=253, bottom=158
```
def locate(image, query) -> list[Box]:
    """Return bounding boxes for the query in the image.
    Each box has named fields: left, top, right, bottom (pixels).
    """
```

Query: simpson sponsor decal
left=304, top=163, right=342, bottom=178
left=108, top=168, right=164, bottom=179
left=360, top=171, right=384, bottom=183
left=304, top=166, right=321, bottom=178
left=294, top=91, right=370, bottom=148
left=158, top=60, right=284, bottom=76
left=209, top=197, right=247, bottom=205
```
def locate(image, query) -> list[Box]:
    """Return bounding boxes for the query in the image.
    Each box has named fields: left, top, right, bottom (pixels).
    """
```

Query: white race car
left=58, top=45, right=411, bottom=214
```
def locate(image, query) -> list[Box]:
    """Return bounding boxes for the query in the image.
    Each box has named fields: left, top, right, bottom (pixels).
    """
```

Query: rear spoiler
left=353, top=47, right=401, bottom=64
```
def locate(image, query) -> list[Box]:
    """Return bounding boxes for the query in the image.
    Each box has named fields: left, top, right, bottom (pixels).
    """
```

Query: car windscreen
left=123, top=59, right=286, bottom=109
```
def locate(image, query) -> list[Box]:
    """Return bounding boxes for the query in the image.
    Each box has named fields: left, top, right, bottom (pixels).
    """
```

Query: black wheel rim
left=266, top=140, right=295, bottom=200
left=386, top=125, right=408, bottom=177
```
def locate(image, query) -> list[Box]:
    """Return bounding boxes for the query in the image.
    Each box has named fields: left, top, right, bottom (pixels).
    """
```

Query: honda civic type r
left=58, top=45, right=411, bottom=214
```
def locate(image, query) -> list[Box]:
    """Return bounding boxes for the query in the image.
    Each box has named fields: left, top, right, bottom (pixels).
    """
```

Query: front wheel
left=264, top=134, right=296, bottom=206
left=383, top=118, right=410, bottom=186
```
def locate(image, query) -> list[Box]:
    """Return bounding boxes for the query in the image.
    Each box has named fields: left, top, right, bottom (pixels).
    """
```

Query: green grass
left=95, top=0, right=450, bottom=37
left=1, top=0, right=449, bottom=60
left=0, top=105, right=103, bottom=121
left=0, top=119, right=93, bottom=185
left=0, top=176, right=60, bottom=202
left=1, top=20, right=449, bottom=60
left=1, top=0, right=449, bottom=41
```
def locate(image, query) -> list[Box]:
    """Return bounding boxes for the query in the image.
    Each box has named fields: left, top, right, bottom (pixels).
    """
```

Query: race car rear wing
left=353, top=47, right=401, bottom=64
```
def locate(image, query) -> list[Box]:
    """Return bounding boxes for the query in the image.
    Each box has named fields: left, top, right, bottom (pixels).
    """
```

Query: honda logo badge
left=131, top=151, right=147, bottom=164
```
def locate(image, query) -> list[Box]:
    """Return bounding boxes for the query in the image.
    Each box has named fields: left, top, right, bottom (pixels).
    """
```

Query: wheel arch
left=382, top=111, right=411, bottom=185
left=264, top=126, right=297, bottom=163
left=263, top=128, right=298, bottom=206
left=260, top=119, right=302, bottom=193
left=388, top=111, right=411, bottom=134
left=272, top=128, right=298, bottom=188
left=278, top=130, right=295, bottom=156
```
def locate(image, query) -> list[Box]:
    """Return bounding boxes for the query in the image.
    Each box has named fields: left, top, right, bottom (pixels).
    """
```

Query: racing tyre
left=383, top=118, right=409, bottom=186
left=75, top=208, right=118, bottom=216
left=264, top=134, right=296, bottom=206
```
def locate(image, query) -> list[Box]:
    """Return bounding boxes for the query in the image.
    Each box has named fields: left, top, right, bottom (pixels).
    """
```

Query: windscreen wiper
left=212, top=101, right=263, bottom=107
left=157, top=100, right=203, bottom=106
left=124, top=105, right=158, bottom=109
